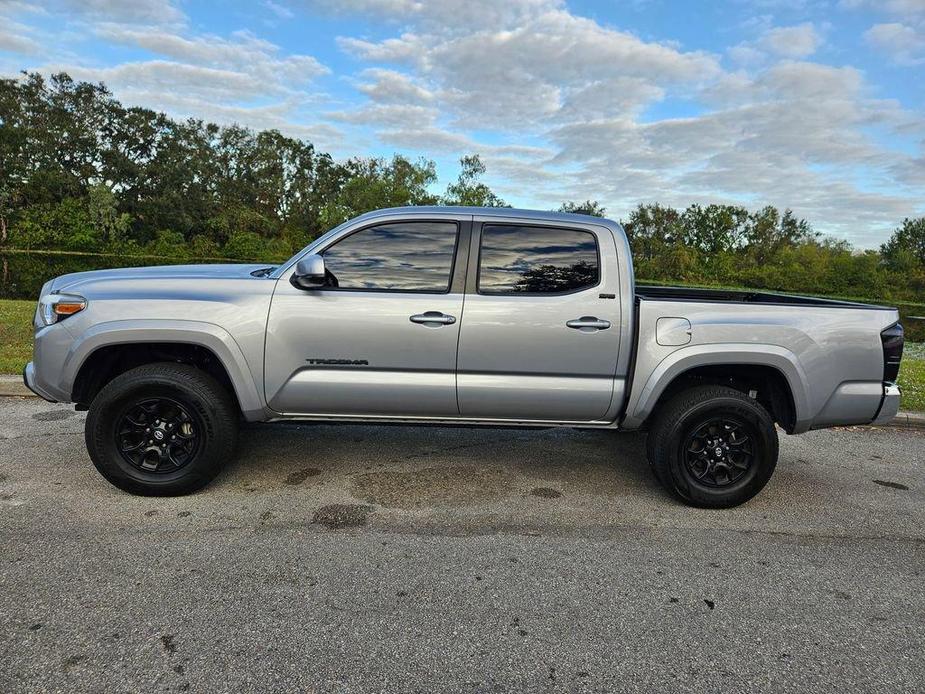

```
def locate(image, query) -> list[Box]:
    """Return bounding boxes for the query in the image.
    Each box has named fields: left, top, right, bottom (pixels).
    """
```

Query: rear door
left=456, top=219, right=622, bottom=421
left=264, top=216, right=469, bottom=416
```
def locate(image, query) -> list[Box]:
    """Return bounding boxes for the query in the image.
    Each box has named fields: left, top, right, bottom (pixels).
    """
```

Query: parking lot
left=1, top=396, right=923, bottom=693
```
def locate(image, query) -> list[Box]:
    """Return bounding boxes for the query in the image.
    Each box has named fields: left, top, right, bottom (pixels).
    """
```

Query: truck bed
left=635, top=284, right=893, bottom=310
left=623, top=285, right=900, bottom=433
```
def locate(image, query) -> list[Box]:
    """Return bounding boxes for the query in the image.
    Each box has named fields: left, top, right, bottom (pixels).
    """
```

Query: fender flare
left=62, top=319, right=267, bottom=420
left=621, top=343, right=812, bottom=433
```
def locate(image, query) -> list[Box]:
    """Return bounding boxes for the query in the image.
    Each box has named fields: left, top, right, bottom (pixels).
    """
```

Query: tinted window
left=478, top=225, right=599, bottom=294
left=322, top=222, right=458, bottom=292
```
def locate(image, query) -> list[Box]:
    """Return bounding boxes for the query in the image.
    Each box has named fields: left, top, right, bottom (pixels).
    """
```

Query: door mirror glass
left=290, top=254, right=328, bottom=290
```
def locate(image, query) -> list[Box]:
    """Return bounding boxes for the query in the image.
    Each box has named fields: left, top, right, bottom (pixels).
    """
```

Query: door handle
left=410, top=311, right=456, bottom=327
left=566, top=316, right=611, bottom=332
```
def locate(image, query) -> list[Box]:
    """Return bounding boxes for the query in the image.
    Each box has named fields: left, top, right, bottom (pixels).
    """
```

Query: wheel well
left=648, top=364, right=796, bottom=433
left=72, top=342, right=240, bottom=411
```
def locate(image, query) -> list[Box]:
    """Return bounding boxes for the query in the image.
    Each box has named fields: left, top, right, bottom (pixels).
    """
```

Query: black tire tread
left=85, top=362, right=238, bottom=496
left=647, top=385, right=778, bottom=508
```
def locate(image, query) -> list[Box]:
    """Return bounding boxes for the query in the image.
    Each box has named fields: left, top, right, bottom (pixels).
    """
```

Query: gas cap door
left=656, top=317, right=692, bottom=346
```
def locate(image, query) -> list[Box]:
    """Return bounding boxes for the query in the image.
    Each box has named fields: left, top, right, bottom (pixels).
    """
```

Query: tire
left=646, top=385, right=778, bottom=508
left=85, top=362, right=238, bottom=496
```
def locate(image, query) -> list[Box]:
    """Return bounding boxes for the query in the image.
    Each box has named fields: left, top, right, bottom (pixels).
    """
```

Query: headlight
left=39, top=293, right=87, bottom=326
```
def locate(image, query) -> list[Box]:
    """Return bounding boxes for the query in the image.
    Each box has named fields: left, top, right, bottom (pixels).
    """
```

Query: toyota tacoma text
left=23, top=207, right=905, bottom=507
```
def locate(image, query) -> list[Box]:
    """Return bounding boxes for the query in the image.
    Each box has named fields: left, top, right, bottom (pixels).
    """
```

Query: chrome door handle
left=566, top=316, right=611, bottom=331
left=410, top=311, right=456, bottom=327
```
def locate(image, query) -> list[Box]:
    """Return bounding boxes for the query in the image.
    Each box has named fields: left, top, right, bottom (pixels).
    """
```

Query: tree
left=87, top=184, right=131, bottom=248
left=319, top=155, right=438, bottom=230
left=442, top=155, right=507, bottom=207
left=1, top=70, right=923, bottom=307
left=557, top=200, right=606, bottom=217
left=0, top=182, right=13, bottom=244
left=621, top=203, right=683, bottom=263
left=881, top=217, right=925, bottom=270
left=681, top=204, right=749, bottom=254
left=744, top=207, right=815, bottom=264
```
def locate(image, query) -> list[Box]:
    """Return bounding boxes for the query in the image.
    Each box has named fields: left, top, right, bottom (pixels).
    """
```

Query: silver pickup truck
left=23, top=207, right=904, bottom=507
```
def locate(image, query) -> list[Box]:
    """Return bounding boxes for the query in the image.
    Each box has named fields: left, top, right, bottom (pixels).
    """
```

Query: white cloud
left=841, top=0, right=925, bottom=21
left=45, top=60, right=288, bottom=102
left=727, top=43, right=767, bottom=66
left=0, top=2, right=44, bottom=54
left=341, top=9, right=720, bottom=130
left=0, top=24, right=39, bottom=54
left=864, top=22, right=925, bottom=65
left=56, top=0, right=185, bottom=25
left=3, top=0, right=923, bottom=245
left=356, top=68, right=433, bottom=104
left=21, top=22, right=338, bottom=149
left=761, top=23, right=822, bottom=58
left=544, top=59, right=923, bottom=241
left=337, top=33, right=424, bottom=63
left=310, top=0, right=563, bottom=30
left=264, top=1, right=295, bottom=20
left=95, top=26, right=328, bottom=85
left=327, top=103, right=438, bottom=129
left=324, top=2, right=925, bottom=244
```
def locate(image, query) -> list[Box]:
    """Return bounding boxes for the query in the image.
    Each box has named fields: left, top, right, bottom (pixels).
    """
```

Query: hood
left=50, top=263, right=275, bottom=293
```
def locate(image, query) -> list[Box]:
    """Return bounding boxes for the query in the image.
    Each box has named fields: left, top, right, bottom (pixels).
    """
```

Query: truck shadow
left=227, top=422, right=661, bottom=506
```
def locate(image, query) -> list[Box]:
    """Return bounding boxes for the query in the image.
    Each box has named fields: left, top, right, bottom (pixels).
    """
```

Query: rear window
left=478, top=224, right=599, bottom=295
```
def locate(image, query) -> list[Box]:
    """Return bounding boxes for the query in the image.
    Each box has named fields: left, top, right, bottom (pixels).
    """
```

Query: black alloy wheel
left=85, top=362, right=238, bottom=496
left=683, top=417, right=755, bottom=488
left=115, top=397, right=201, bottom=473
left=646, top=385, right=779, bottom=508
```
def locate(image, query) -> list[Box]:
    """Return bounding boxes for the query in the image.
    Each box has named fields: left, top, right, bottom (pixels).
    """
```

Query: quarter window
left=478, top=225, right=600, bottom=294
left=322, top=222, right=458, bottom=292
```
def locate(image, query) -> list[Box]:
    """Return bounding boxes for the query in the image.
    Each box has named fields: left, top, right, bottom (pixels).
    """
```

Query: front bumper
left=871, top=383, right=901, bottom=426
left=23, top=362, right=58, bottom=403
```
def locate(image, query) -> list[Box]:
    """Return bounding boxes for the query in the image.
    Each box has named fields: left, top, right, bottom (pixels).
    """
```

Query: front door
left=265, top=218, right=467, bottom=417
left=456, top=220, right=622, bottom=421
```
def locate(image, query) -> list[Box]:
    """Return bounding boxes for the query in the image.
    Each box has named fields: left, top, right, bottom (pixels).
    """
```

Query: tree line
left=1, top=72, right=923, bottom=303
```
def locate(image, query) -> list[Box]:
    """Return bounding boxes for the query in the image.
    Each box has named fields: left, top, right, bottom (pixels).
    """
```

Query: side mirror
left=290, top=254, right=327, bottom=290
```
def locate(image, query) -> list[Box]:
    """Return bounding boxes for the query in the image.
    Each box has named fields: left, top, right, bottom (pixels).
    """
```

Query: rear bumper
left=22, top=362, right=58, bottom=403
left=871, top=383, right=901, bottom=426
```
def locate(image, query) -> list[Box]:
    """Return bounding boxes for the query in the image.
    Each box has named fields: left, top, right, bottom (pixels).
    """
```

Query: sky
left=1, top=0, right=923, bottom=247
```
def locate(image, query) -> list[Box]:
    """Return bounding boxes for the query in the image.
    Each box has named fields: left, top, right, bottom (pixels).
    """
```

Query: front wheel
left=85, top=363, right=239, bottom=495
left=646, top=385, right=779, bottom=508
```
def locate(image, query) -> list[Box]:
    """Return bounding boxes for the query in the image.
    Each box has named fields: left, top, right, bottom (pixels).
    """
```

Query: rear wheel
left=647, top=385, right=778, bottom=508
left=85, top=363, right=238, bottom=495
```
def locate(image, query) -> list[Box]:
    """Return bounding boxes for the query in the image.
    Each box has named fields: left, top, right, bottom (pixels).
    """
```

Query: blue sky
left=1, top=0, right=923, bottom=246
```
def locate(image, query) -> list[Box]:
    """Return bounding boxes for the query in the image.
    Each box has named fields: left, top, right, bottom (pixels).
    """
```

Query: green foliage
left=0, top=72, right=454, bottom=262
left=881, top=217, right=925, bottom=270
left=145, top=230, right=187, bottom=258
left=625, top=202, right=923, bottom=304
left=442, top=155, right=508, bottom=208
left=558, top=200, right=607, bottom=217
left=0, top=71, right=922, bottom=309
left=0, top=299, right=35, bottom=373
left=899, top=343, right=925, bottom=413
left=223, top=231, right=267, bottom=261
left=319, top=155, right=439, bottom=229
left=188, top=235, right=221, bottom=258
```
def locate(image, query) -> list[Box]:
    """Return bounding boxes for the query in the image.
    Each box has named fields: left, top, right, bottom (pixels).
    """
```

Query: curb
left=1, top=374, right=923, bottom=429
left=0, top=375, right=31, bottom=398
left=882, top=411, right=925, bottom=430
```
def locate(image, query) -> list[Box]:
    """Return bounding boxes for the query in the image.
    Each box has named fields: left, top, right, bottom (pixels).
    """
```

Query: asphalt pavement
left=1, top=396, right=923, bottom=693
